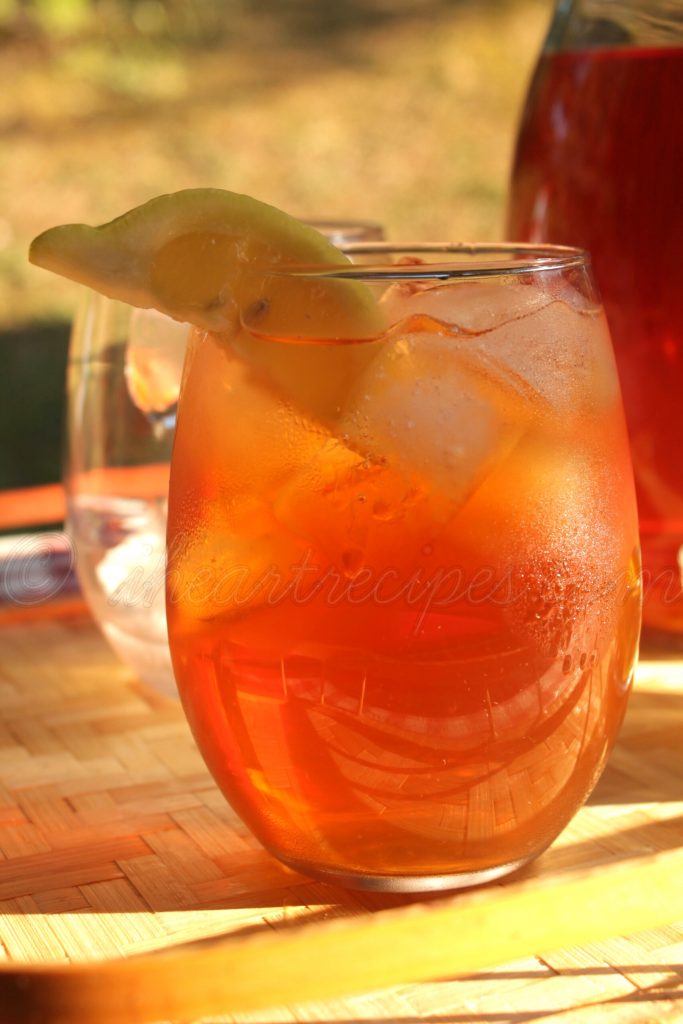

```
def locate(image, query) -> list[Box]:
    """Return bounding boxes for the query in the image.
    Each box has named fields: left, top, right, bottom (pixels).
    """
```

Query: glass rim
left=267, top=242, right=590, bottom=281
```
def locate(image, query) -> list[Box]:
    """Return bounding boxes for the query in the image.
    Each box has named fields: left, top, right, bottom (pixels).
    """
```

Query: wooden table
left=0, top=606, right=682, bottom=1023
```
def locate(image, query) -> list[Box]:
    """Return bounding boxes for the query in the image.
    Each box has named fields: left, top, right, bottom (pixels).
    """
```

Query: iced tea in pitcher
left=507, top=1, right=683, bottom=638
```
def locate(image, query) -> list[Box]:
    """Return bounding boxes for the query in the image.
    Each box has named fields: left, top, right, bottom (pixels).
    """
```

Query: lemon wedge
left=29, top=188, right=383, bottom=341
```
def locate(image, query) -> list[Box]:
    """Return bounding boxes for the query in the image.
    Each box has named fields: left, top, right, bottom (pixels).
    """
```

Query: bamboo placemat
left=0, top=613, right=682, bottom=1023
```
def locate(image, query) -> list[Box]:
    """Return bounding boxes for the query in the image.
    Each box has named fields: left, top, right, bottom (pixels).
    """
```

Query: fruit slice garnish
left=28, top=188, right=384, bottom=341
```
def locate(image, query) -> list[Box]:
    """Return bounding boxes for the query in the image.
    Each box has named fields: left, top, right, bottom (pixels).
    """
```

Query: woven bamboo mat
left=0, top=612, right=682, bottom=1023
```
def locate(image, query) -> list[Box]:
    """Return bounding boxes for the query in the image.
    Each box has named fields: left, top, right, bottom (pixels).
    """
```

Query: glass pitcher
left=506, top=0, right=683, bottom=643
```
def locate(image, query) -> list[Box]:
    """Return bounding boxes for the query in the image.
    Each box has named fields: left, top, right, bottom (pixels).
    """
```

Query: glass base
left=276, top=852, right=531, bottom=894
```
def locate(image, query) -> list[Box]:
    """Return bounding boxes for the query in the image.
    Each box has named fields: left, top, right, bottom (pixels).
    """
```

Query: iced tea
left=167, top=246, right=641, bottom=891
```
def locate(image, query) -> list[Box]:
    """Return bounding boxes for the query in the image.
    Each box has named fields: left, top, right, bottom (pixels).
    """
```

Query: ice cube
left=96, top=530, right=166, bottom=621
left=449, top=429, right=633, bottom=657
left=125, top=307, right=189, bottom=416
left=170, top=331, right=354, bottom=621
left=172, top=330, right=338, bottom=504
left=380, top=279, right=617, bottom=410
left=167, top=496, right=312, bottom=625
left=501, top=446, right=628, bottom=656
left=338, top=324, right=534, bottom=513
left=380, top=279, right=552, bottom=335
left=466, top=290, right=618, bottom=411
left=272, top=434, right=434, bottom=572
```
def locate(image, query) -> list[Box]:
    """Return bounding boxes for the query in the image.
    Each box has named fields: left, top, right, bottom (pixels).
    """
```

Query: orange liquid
left=167, top=304, right=640, bottom=888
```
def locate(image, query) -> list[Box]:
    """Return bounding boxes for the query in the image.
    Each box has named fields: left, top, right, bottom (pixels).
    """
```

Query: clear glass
left=506, top=0, right=683, bottom=643
left=65, top=220, right=384, bottom=697
left=166, top=244, right=642, bottom=892
left=66, top=295, right=177, bottom=692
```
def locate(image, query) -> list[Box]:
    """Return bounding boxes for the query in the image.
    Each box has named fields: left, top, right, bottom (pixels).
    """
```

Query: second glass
left=166, top=245, right=641, bottom=891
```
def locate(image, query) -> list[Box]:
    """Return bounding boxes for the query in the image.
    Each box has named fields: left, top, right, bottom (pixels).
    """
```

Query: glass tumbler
left=65, top=220, right=384, bottom=697
left=166, top=244, right=641, bottom=892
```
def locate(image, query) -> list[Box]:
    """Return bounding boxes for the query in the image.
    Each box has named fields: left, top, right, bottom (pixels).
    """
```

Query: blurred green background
left=0, top=0, right=551, bottom=492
